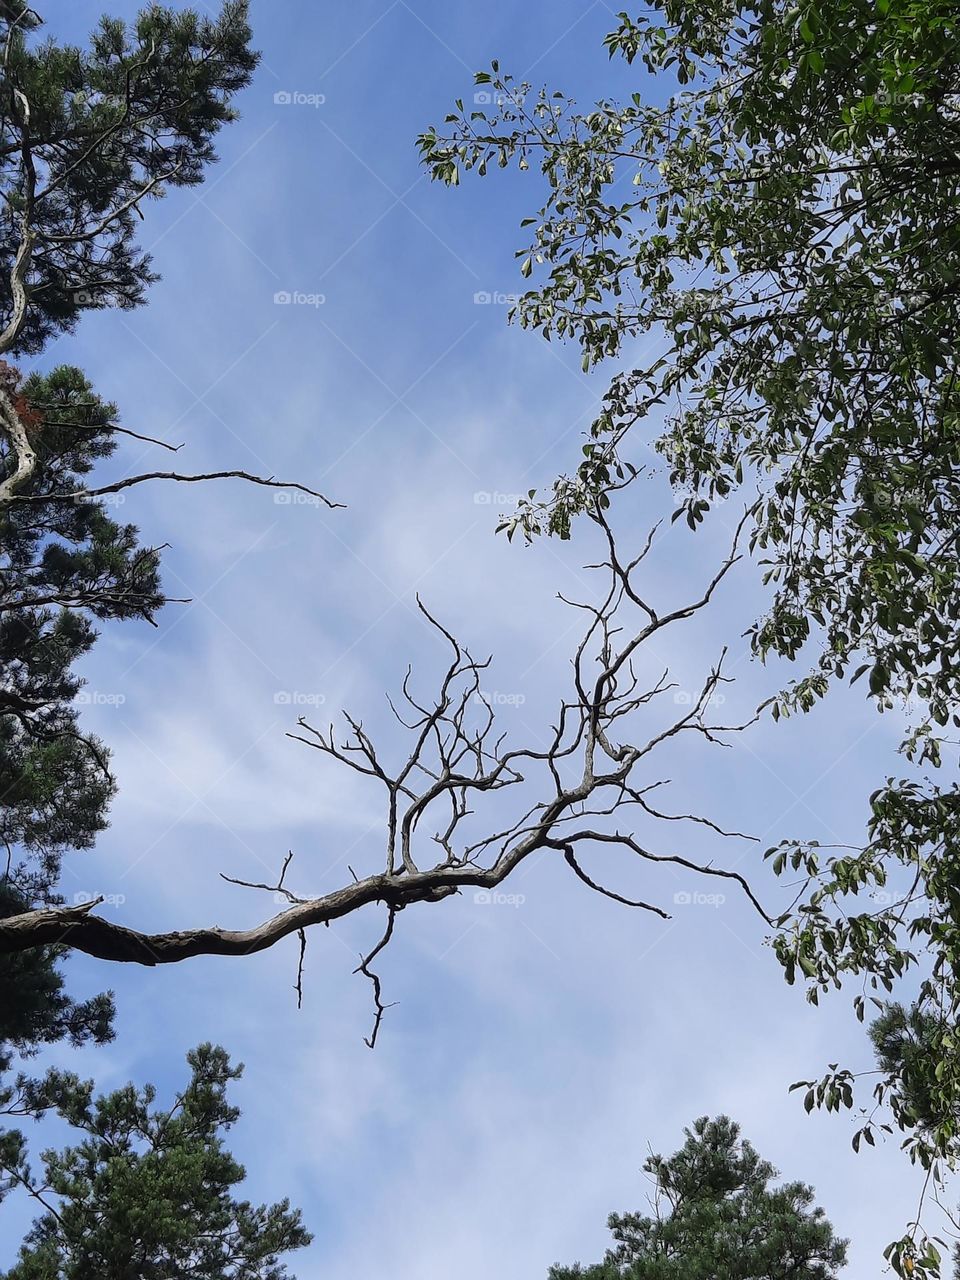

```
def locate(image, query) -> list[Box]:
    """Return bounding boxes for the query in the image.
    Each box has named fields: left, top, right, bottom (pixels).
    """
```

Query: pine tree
left=0, top=879, right=115, bottom=1214
left=0, top=9, right=312, bottom=1272
left=0, top=2, right=258, bottom=358
left=0, top=363, right=159, bottom=903
left=0, top=0, right=258, bottom=903
left=0, top=1044, right=311, bottom=1278
left=549, top=1116, right=847, bottom=1280
left=0, top=5, right=325, bottom=912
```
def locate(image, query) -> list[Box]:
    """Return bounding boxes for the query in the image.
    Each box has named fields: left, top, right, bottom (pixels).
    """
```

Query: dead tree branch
left=354, top=909, right=398, bottom=1048
left=0, top=511, right=772, bottom=982
left=3, top=470, right=341, bottom=509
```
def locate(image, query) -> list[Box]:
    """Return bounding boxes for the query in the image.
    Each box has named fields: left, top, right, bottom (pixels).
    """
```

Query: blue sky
left=1, top=2, right=940, bottom=1275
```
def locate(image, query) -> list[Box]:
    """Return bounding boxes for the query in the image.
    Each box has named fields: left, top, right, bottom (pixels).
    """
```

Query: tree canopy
left=548, top=1115, right=847, bottom=1280
left=0, top=1044, right=310, bottom=1279
left=418, top=1, right=960, bottom=1266
left=0, top=0, right=258, bottom=358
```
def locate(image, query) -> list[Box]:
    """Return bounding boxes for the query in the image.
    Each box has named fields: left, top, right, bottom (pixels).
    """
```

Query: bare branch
left=559, top=843, right=671, bottom=918
left=52, top=419, right=185, bottom=453
left=36, top=164, right=183, bottom=244
left=295, top=928, right=307, bottom=1010
left=354, top=908, right=398, bottom=1049
left=0, top=516, right=774, bottom=1033
left=5, top=470, right=343, bottom=509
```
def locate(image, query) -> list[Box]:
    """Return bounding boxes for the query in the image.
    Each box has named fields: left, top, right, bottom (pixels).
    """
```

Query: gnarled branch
left=0, top=512, right=773, bottom=991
